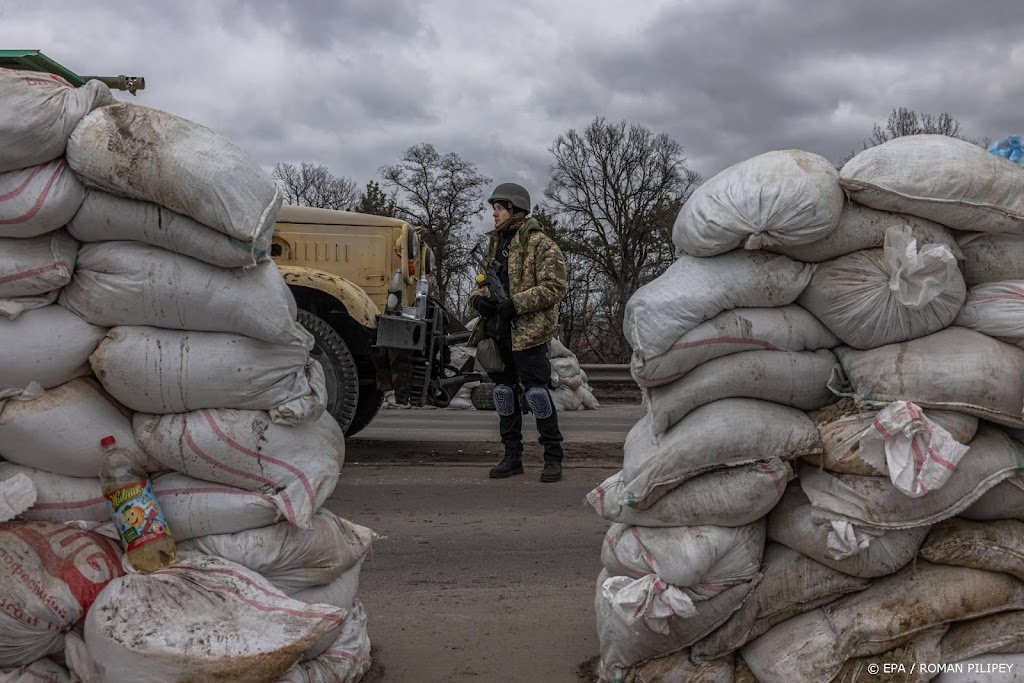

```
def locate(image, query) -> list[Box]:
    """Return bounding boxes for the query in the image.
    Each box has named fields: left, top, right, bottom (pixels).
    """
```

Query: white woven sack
left=673, top=149, right=843, bottom=257
left=69, top=191, right=271, bottom=267
left=0, top=160, right=86, bottom=239
left=961, top=476, right=1024, bottom=522
left=291, top=558, right=364, bottom=608
left=0, top=306, right=107, bottom=390
left=0, top=657, right=75, bottom=682
left=940, top=611, right=1024, bottom=663
left=955, top=280, right=1024, bottom=346
left=957, top=231, right=1024, bottom=286
left=67, top=103, right=283, bottom=244
left=0, top=230, right=77, bottom=300
left=275, top=601, right=372, bottom=683
left=933, top=653, right=1024, bottom=683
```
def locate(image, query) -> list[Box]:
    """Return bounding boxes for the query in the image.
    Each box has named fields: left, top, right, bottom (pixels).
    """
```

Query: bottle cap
left=100, top=435, right=116, bottom=447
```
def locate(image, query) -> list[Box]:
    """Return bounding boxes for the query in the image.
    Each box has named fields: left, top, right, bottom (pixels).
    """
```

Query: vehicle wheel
left=297, top=309, right=360, bottom=434
left=471, top=382, right=496, bottom=411
left=346, top=353, right=384, bottom=437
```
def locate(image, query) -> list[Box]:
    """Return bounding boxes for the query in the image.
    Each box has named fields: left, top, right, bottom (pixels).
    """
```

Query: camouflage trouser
left=488, top=337, right=564, bottom=462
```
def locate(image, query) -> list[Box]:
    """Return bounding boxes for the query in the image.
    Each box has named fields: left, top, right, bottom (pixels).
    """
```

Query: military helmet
left=488, top=182, right=531, bottom=214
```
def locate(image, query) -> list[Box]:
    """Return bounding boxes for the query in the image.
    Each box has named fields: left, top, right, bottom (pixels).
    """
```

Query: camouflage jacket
left=468, top=216, right=567, bottom=351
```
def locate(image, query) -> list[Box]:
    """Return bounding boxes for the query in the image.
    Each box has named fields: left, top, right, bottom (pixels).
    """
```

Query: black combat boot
left=537, top=415, right=564, bottom=483
left=490, top=449, right=524, bottom=478
left=540, top=457, right=562, bottom=482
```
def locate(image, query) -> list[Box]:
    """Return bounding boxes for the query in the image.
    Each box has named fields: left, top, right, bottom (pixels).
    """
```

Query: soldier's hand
left=474, top=296, right=499, bottom=317
left=497, top=298, right=517, bottom=321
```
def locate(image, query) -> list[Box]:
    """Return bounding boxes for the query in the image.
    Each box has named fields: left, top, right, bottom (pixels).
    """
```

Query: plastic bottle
left=412, top=275, right=429, bottom=319
left=385, top=268, right=403, bottom=313
left=99, top=435, right=176, bottom=573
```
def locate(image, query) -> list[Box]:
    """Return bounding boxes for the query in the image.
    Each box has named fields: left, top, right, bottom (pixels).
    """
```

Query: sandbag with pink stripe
left=954, top=280, right=1024, bottom=346
left=275, top=601, right=372, bottom=683
left=0, top=656, right=75, bottom=682
left=133, top=409, right=343, bottom=529
left=0, top=230, right=77, bottom=320
left=0, top=306, right=107, bottom=390
left=0, top=160, right=86, bottom=239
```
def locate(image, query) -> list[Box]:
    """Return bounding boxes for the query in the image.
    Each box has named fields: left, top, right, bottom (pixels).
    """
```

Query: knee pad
left=493, top=384, right=516, bottom=416
left=525, top=387, right=554, bottom=419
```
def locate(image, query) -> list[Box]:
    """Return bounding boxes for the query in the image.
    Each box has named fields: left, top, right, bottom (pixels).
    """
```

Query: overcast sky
left=4, top=0, right=1024, bottom=213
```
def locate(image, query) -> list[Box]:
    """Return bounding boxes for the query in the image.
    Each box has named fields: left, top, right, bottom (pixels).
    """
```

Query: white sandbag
left=645, top=349, right=837, bottom=434
left=596, top=570, right=755, bottom=683
left=624, top=252, right=815, bottom=362
left=617, top=650, right=735, bottom=683
left=0, top=521, right=122, bottom=667
left=741, top=608, right=844, bottom=683
left=0, top=160, right=86, bottom=239
left=0, top=473, right=35, bottom=522
left=551, top=385, right=583, bottom=411
left=955, top=281, right=1024, bottom=346
left=0, top=290, right=57, bottom=320
left=921, top=518, right=1024, bottom=581
left=621, top=399, right=820, bottom=509
left=0, top=657, right=75, bottom=682
left=275, top=601, right=372, bottom=683
left=692, top=544, right=869, bottom=662
left=940, top=611, right=1024, bottom=663
left=80, top=556, right=346, bottom=683
left=840, top=134, right=1024, bottom=235
left=0, top=230, right=77, bottom=299
left=934, top=653, right=1024, bottom=683
left=69, top=191, right=270, bottom=267
left=588, top=459, right=791, bottom=528
left=602, top=522, right=764, bottom=600
left=767, top=201, right=962, bottom=263
left=0, top=69, right=113, bottom=173
left=958, top=231, right=1024, bottom=285
left=551, top=356, right=580, bottom=377
left=67, top=103, right=283, bottom=244
left=962, top=477, right=1024, bottom=521
left=834, top=327, right=1024, bottom=427
left=176, top=510, right=372, bottom=593
left=549, top=337, right=572, bottom=359
left=808, top=398, right=978, bottom=476
left=89, top=327, right=325, bottom=425
left=291, top=558, right=364, bottom=608
left=577, top=385, right=600, bottom=410
left=631, top=305, right=837, bottom=388
left=831, top=626, right=947, bottom=683
left=767, top=485, right=928, bottom=578
left=0, top=306, right=107, bottom=389
left=60, top=242, right=306, bottom=345
left=133, top=409, right=342, bottom=529
left=674, top=150, right=843, bottom=257
left=0, top=377, right=141, bottom=478
left=800, top=426, right=1023, bottom=535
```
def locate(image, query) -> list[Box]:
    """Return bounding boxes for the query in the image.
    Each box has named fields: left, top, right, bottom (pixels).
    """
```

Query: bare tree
left=544, top=117, right=701, bottom=362
left=380, top=143, right=491, bottom=310
left=273, top=162, right=360, bottom=210
left=838, top=107, right=975, bottom=166
left=354, top=180, right=398, bottom=217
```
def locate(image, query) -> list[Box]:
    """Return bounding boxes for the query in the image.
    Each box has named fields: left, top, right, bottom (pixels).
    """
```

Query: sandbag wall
left=591, top=137, right=1024, bottom=683
left=0, top=70, right=373, bottom=683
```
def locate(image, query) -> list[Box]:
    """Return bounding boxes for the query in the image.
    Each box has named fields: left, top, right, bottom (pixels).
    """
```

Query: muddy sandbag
left=961, top=477, right=1024, bottom=522
left=89, top=327, right=324, bottom=425
left=832, top=626, right=947, bottom=683
left=840, top=134, right=1024, bottom=235
left=933, top=653, right=1024, bottom=682
left=645, top=349, right=837, bottom=434
left=69, top=191, right=270, bottom=267
left=741, top=608, right=844, bottom=683
left=955, top=281, right=1024, bottom=346
left=67, top=103, right=283, bottom=245
left=0, top=306, right=107, bottom=389
left=674, top=149, right=843, bottom=257
left=621, top=399, right=820, bottom=509
left=692, top=544, right=869, bottom=662
left=291, top=559, right=364, bottom=608
left=630, top=305, right=837, bottom=388
left=274, top=601, right=372, bottom=683
left=76, top=556, right=345, bottom=683
left=798, top=227, right=966, bottom=349
left=940, top=611, right=1024, bottom=662
left=624, top=252, right=814, bottom=362
left=0, top=160, right=86, bottom=240
left=0, top=230, right=77, bottom=301
left=587, top=459, right=791, bottom=528
left=618, top=650, right=735, bottom=683
left=767, top=485, right=927, bottom=578
left=835, top=327, right=1024, bottom=427
left=0, top=657, right=75, bottom=682
left=958, top=231, right=1024, bottom=286
left=921, top=518, right=1024, bottom=581
left=768, top=201, right=961, bottom=263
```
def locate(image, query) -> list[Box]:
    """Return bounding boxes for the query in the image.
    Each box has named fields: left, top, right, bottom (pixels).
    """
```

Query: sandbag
left=741, top=608, right=844, bottom=683
left=89, top=327, right=325, bottom=425
left=67, top=103, right=283, bottom=244
left=0, top=230, right=77, bottom=300
left=840, top=134, right=1024, bottom=235
left=834, top=327, right=1024, bottom=427
left=618, top=650, right=734, bottom=683
left=630, top=305, right=837, bottom=388
left=551, top=385, right=583, bottom=412
left=767, top=201, right=962, bottom=263
left=621, top=399, right=820, bottom=509
left=799, top=228, right=966, bottom=349
left=0, top=377, right=142, bottom=478
left=645, top=349, right=837, bottom=434
left=955, top=281, right=1024, bottom=346
left=933, top=653, right=1024, bottom=682
left=692, top=544, right=869, bottom=662
left=0, top=160, right=86, bottom=240
left=176, top=510, right=372, bottom=593
left=587, top=458, right=791, bottom=528
left=602, top=522, right=764, bottom=599
left=0, top=69, right=113, bottom=173
left=0, top=657, right=75, bottom=682
left=673, top=150, right=843, bottom=257
left=0, top=306, right=107, bottom=390
left=275, top=601, right=372, bottom=683
left=291, top=558, right=364, bottom=608
left=60, top=242, right=306, bottom=345
left=0, top=474, right=35, bottom=522
left=133, top=409, right=342, bottom=529
left=833, top=626, right=947, bottom=683
left=940, top=611, right=1024, bottom=663
left=69, top=191, right=270, bottom=267
left=79, top=556, right=345, bottom=683
left=958, top=231, right=1024, bottom=285
left=0, top=521, right=122, bottom=667
left=577, top=385, right=601, bottom=410
left=549, top=338, right=572, bottom=359
left=624, top=252, right=815, bottom=362
left=921, top=518, right=1024, bottom=581
left=962, top=477, right=1024, bottom=521
left=767, top=485, right=928, bottom=578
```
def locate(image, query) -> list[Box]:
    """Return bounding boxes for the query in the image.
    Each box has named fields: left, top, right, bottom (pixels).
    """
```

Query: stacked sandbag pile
left=548, top=337, right=600, bottom=411
left=0, top=74, right=372, bottom=682
left=590, top=139, right=1024, bottom=682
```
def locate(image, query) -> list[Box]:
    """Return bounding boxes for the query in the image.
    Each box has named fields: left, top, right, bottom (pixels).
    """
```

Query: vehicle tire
left=296, top=309, right=360, bottom=435
left=346, top=354, right=384, bottom=437
left=471, top=382, right=497, bottom=411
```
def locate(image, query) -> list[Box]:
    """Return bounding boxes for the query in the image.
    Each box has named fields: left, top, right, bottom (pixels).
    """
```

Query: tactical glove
left=474, top=296, right=499, bottom=317
left=497, top=298, right=517, bottom=321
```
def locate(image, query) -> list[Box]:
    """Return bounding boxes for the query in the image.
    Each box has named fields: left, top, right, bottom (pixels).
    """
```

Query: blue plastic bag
left=988, top=135, right=1024, bottom=164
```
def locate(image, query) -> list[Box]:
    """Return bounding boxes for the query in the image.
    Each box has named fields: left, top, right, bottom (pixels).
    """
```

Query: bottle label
left=104, top=480, right=172, bottom=552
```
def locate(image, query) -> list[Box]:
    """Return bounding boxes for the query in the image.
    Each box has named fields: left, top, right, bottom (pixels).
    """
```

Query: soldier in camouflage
left=468, top=182, right=569, bottom=482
